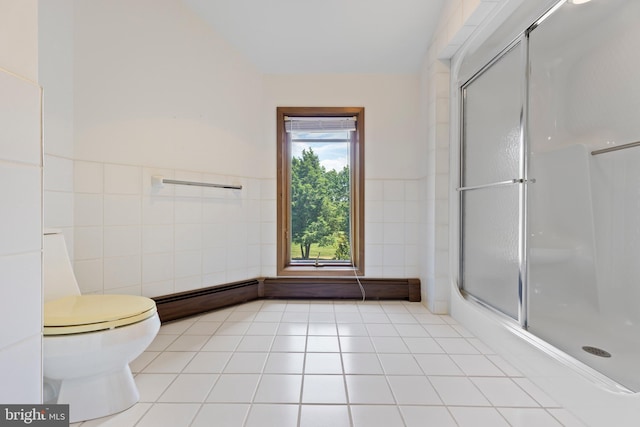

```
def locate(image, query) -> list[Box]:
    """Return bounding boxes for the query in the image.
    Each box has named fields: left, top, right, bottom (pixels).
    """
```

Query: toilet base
left=46, top=366, right=139, bottom=423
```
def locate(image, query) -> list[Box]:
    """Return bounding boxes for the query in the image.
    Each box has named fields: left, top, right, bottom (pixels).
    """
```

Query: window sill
left=277, top=265, right=364, bottom=277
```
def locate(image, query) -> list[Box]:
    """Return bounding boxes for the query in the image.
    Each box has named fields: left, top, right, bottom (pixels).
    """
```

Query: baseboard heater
left=262, top=277, right=421, bottom=301
left=153, top=277, right=420, bottom=323
left=153, top=279, right=260, bottom=322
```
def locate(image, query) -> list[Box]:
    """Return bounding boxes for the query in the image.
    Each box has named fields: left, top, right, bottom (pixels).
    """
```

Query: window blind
left=284, top=116, right=356, bottom=132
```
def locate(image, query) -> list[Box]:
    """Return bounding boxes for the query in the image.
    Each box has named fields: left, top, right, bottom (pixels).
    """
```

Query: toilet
left=43, top=230, right=160, bottom=423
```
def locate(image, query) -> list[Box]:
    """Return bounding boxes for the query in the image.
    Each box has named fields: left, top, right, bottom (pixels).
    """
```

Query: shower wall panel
left=527, top=0, right=640, bottom=390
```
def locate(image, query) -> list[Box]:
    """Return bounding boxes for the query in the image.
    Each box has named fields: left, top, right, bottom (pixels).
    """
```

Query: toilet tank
left=43, top=231, right=81, bottom=302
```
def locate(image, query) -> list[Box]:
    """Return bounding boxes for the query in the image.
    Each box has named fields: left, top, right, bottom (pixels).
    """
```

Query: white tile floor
left=72, top=300, right=586, bottom=427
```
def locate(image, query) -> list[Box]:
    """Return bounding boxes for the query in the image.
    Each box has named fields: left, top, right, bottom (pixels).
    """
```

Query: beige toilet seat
left=44, top=295, right=157, bottom=335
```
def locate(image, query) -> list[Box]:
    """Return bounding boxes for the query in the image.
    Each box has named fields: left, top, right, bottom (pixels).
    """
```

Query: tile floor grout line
left=80, top=299, right=582, bottom=427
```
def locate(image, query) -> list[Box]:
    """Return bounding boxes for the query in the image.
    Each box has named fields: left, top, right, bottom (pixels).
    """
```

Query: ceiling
left=183, top=0, right=446, bottom=74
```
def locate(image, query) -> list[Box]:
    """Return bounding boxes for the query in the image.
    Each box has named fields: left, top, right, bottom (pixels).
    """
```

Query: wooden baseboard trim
left=153, top=277, right=420, bottom=323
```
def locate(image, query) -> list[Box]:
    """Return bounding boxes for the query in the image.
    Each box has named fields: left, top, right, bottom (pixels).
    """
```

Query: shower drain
left=582, top=346, right=611, bottom=358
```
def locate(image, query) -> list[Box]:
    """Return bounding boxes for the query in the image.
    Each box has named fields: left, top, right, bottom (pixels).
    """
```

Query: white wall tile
left=384, top=223, right=405, bottom=245
left=404, top=243, right=419, bottom=267
left=0, top=163, right=41, bottom=255
left=261, top=244, right=276, bottom=272
left=383, top=201, right=405, bottom=223
left=202, top=200, right=224, bottom=224
left=383, top=244, right=406, bottom=267
left=383, top=181, right=405, bottom=201
left=366, top=180, right=383, bottom=201
left=103, top=255, right=141, bottom=289
left=103, top=225, right=141, bottom=257
left=404, top=181, right=420, bottom=201
left=73, top=258, right=103, bottom=294
left=405, top=201, right=420, bottom=224
left=226, top=268, right=248, bottom=283
left=247, top=244, right=260, bottom=269
left=142, top=253, right=174, bottom=284
left=175, top=198, right=202, bottom=224
left=175, top=223, right=202, bottom=251
left=43, top=155, right=73, bottom=191
left=228, top=222, right=249, bottom=245
left=366, top=244, right=384, bottom=269
left=143, top=197, right=174, bottom=225
left=175, top=275, right=202, bottom=293
left=365, top=223, right=384, bottom=245
left=74, top=227, right=103, bottom=260
left=260, top=222, right=275, bottom=245
left=43, top=190, right=73, bottom=228
left=0, top=335, right=41, bottom=403
left=203, top=271, right=227, bottom=287
left=245, top=177, right=261, bottom=200
left=104, top=194, right=141, bottom=225
left=0, top=72, right=41, bottom=166
left=200, top=251, right=224, bottom=281
left=104, top=284, right=141, bottom=296
left=175, top=250, right=202, bottom=278
left=246, top=221, right=261, bottom=245
left=142, top=225, right=174, bottom=253
left=227, top=245, right=248, bottom=270
left=260, top=178, right=276, bottom=200
left=366, top=265, right=383, bottom=276
left=142, top=280, right=174, bottom=298
left=366, top=201, right=384, bottom=223
left=405, top=264, right=420, bottom=277
left=1, top=9, right=41, bottom=406
left=74, top=160, right=103, bottom=193
left=202, top=223, right=229, bottom=248
left=260, top=200, right=276, bottom=222
left=405, top=223, right=421, bottom=246
left=384, top=266, right=405, bottom=277
left=0, top=253, right=41, bottom=348
left=74, top=193, right=103, bottom=226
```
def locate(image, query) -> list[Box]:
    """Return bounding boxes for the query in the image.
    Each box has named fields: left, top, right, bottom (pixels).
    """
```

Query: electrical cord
left=348, top=143, right=365, bottom=303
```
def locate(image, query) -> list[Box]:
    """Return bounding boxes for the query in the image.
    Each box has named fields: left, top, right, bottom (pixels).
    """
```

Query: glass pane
left=289, top=132, right=351, bottom=264
left=527, top=0, right=640, bottom=390
left=460, top=43, right=524, bottom=320
left=463, top=43, right=523, bottom=186
left=462, top=185, right=520, bottom=319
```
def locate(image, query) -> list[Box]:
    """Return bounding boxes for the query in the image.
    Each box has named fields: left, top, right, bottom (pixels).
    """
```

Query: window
left=277, top=107, right=364, bottom=276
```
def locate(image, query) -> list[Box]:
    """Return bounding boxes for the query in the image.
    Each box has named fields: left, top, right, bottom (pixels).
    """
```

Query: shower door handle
left=457, top=178, right=535, bottom=192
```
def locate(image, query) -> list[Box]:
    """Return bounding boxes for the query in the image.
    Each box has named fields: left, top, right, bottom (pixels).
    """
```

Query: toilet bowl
left=42, top=231, right=160, bottom=423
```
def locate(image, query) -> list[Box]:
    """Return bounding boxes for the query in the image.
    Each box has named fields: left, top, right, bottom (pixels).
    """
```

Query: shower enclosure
left=459, top=0, right=640, bottom=391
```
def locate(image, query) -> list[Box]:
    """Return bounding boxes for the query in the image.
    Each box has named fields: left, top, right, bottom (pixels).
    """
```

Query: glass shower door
left=460, top=42, right=525, bottom=320
left=527, top=0, right=640, bottom=391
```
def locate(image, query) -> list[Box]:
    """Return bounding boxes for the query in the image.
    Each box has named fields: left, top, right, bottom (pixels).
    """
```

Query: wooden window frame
left=277, top=106, right=365, bottom=276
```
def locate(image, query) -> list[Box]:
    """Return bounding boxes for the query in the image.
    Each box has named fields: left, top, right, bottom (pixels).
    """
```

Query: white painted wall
left=0, top=0, right=42, bottom=404
left=70, top=0, right=265, bottom=296
left=69, top=0, right=431, bottom=292
left=39, top=0, right=492, bottom=302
